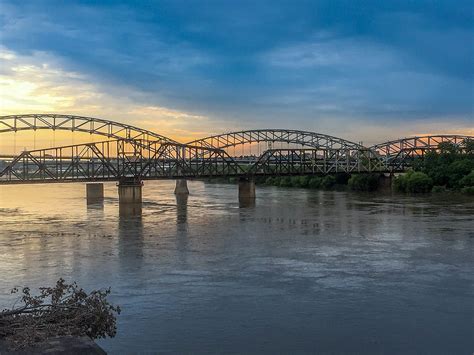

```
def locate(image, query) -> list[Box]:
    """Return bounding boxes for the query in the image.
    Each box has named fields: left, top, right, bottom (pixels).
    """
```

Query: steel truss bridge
left=0, top=114, right=472, bottom=184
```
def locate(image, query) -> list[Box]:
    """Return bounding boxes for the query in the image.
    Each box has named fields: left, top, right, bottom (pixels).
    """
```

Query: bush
left=321, top=175, right=336, bottom=189
left=265, top=177, right=275, bottom=185
left=448, top=159, right=474, bottom=187
left=431, top=185, right=447, bottom=193
left=459, top=170, right=474, bottom=187
left=308, top=177, right=322, bottom=189
left=279, top=176, right=292, bottom=187
left=348, top=174, right=379, bottom=191
left=394, top=171, right=433, bottom=193
left=461, top=186, right=474, bottom=195
left=393, top=173, right=409, bottom=192
left=290, top=176, right=302, bottom=187
left=406, top=172, right=433, bottom=193
left=298, top=176, right=310, bottom=188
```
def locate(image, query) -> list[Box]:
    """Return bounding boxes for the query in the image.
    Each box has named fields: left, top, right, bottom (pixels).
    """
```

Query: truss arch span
left=187, top=129, right=363, bottom=155
left=0, top=114, right=176, bottom=143
left=371, top=135, right=474, bottom=157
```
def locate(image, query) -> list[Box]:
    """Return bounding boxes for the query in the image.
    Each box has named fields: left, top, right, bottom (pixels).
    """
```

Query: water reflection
left=0, top=181, right=473, bottom=354
left=119, top=203, right=142, bottom=217
left=118, top=213, right=144, bottom=272
left=86, top=201, right=104, bottom=211
left=239, top=196, right=256, bottom=208
left=175, top=193, right=188, bottom=226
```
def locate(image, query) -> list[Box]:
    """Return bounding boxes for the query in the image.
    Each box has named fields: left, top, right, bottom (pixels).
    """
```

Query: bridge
left=0, top=114, right=472, bottom=206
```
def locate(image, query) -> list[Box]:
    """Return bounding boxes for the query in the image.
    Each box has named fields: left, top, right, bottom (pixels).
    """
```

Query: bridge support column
left=86, top=183, right=104, bottom=204
left=174, top=179, right=189, bottom=195
left=117, top=178, right=143, bottom=204
left=239, top=177, right=256, bottom=200
left=378, top=173, right=394, bottom=191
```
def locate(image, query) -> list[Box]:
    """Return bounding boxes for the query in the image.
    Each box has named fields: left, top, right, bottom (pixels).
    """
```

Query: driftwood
left=0, top=278, right=121, bottom=350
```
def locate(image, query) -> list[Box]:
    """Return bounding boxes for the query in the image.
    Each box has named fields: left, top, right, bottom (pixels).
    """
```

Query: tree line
left=209, top=139, right=474, bottom=194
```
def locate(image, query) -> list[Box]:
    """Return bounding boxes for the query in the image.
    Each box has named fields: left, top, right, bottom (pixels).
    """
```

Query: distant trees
left=394, top=139, right=473, bottom=193
left=348, top=174, right=379, bottom=191
left=416, top=140, right=473, bottom=193
left=264, top=174, right=360, bottom=190
left=459, top=170, right=474, bottom=195
left=214, top=139, right=474, bottom=194
left=393, top=171, right=433, bottom=193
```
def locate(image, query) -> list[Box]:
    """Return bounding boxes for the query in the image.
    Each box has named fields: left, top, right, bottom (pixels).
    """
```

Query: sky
left=0, top=0, right=473, bottom=146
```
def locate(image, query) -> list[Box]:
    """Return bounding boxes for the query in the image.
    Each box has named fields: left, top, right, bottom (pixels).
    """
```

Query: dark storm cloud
left=1, top=0, right=472, bottom=127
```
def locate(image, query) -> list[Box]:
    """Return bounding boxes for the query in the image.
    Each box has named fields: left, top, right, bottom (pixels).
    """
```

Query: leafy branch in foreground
left=0, top=278, right=121, bottom=349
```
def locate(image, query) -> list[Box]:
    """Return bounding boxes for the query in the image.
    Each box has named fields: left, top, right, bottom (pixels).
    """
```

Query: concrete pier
left=174, top=179, right=189, bottom=195
left=86, top=183, right=104, bottom=204
left=378, top=173, right=394, bottom=191
left=238, top=177, right=256, bottom=199
left=117, top=179, right=143, bottom=204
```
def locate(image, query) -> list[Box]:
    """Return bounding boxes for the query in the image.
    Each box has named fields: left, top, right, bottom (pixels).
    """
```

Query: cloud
left=259, top=32, right=473, bottom=121
left=0, top=0, right=472, bottom=146
left=0, top=47, right=223, bottom=142
left=265, top=34, right=398, bottom=69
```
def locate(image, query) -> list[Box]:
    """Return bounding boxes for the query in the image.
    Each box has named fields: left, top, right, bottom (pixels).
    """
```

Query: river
left=0, top=180, right=473, bottom=353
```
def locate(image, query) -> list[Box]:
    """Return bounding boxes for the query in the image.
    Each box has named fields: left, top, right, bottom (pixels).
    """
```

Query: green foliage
left=464, top=138, right=474, bottom=154
left=459, top=170, right=474, bottom=187
left=254, top=140, right=473, bottom=194
left=394, top=171, right=433, bottom=193
left=393, top=173, right=408, bottom=192
left=348, top=174, right=379, bottom=191
left=413, top=142, right=474, bottom=190
left=279, top=176, right=292, bottom=187
left=298, top=175, right=310, bottom=188
left=461, top=186, right=474, bottom=195
left=265, top=177, right=275, bottom=185
left=406, top=172, right=433, bottom=193
left=438, top=142, right=459, bottom=155
left=321, top=175, right=336, bottom=189
left=308, top=176, right=322, bottom=189
left=447, top=159, right=474, bottom=187
left=290, top=176, right=302, bottom=187
left=431, top=185, right=447, bottom=193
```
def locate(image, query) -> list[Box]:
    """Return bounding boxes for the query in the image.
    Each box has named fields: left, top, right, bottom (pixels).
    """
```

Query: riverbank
left=0, top=337, right=106, bottom=354
left=204, top=172, right=474, bottom=195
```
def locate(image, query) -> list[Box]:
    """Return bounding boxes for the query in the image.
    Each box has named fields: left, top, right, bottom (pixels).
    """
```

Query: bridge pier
left=117, top=178, right=143, bottom=204
left=378, top=173, right=394, bottom=191
left=86, top=183, right=104, bottom=204
left=174, top=179, right=189, bottom=195
left=239, top=177, right=256, bottom=199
